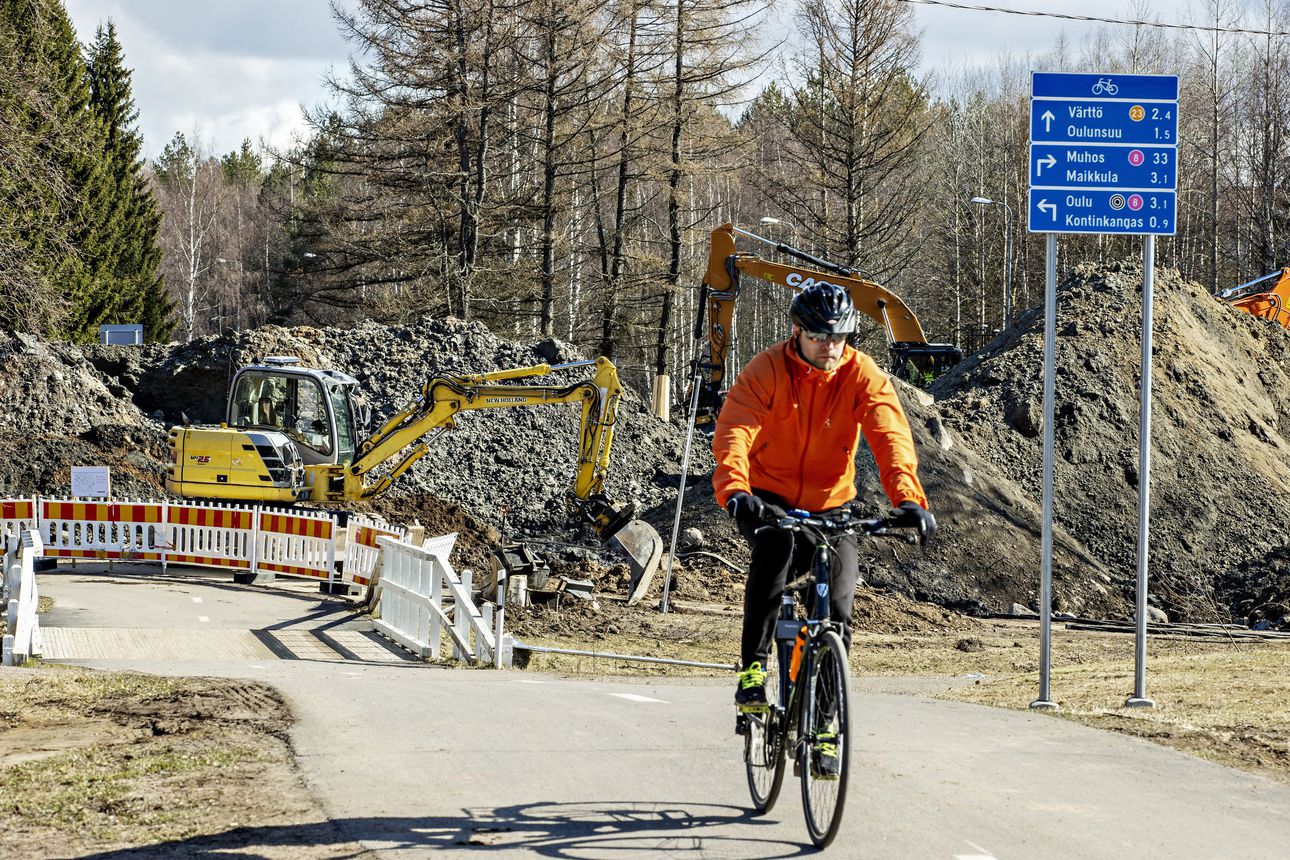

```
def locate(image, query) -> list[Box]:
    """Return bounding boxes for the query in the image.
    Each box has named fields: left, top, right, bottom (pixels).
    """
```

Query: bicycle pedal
left=737, top=703, right=770, bottom=714
left=735, top=714, right=748, bottom=735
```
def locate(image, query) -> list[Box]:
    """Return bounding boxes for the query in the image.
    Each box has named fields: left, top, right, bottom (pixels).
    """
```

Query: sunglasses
left=802, top=331, right=848, bottom=344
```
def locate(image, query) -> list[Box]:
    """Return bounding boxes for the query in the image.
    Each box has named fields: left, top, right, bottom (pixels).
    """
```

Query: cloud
left=66, top=0, right=348, bottom=158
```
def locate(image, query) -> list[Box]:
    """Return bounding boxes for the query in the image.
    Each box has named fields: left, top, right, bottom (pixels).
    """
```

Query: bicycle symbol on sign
left=1091, top=78, right=1118, bottom=95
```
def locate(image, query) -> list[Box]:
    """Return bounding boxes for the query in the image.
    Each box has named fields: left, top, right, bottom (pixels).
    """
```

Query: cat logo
left=786, top=271, right=845, bottom=292
left=190, top=455, right=211, bottom=464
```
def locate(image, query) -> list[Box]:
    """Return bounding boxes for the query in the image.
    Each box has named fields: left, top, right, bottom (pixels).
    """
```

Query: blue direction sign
left=1030, top=143, right=1175, bottom=190
left=1030, top=100, right=1176, bottom=146
left=1029, top=71, right=1178, bottom=236
left=1028, top=189, right=1176, bottom=236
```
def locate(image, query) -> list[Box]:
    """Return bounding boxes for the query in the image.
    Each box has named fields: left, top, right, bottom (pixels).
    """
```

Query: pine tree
left=0, top=0, right=102, bottom=337
left=86, top=20, right=173, bottom=341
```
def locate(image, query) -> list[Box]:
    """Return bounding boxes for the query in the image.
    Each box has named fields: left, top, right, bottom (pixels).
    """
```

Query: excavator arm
left=694, top=223, right=961, bottom=430
left=1221, top=269, right=1290, bottom=327
left=310, top=357, right=662, bottom=601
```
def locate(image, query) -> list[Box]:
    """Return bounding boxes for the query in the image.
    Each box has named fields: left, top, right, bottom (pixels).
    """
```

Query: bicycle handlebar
left=753, top=504, right=916, bottom=544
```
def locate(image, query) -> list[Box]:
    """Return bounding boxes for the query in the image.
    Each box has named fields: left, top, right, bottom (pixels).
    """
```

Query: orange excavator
left=1220, top=269, right=1290, bottom=327
left=692, top=223, right=961, bottom=432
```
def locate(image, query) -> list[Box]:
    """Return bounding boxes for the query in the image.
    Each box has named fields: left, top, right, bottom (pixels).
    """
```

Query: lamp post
left=970, top=196, right=1014, bottom=327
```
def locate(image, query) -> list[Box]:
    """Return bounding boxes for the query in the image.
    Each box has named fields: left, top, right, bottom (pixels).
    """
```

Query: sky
left=63, top=0, right=1196, bottom=161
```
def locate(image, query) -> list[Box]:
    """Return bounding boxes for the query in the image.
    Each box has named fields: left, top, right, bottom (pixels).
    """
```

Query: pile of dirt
left=15, top=260, right=1290, bottom=627
left=933, top=260, right=1290, bottom=623
left=1218, top=547, right=1290, bottom=630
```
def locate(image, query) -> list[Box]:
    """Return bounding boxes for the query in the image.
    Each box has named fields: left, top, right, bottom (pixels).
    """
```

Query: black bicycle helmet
left=789, top=282, right=857, bottom=334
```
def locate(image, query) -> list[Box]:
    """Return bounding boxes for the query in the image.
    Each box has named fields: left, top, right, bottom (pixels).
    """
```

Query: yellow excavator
left=693, top=223, right=962, bottom=431
left=1220, top=269, right=1290, bottom=327
left=164, top=356, right=663, bottom=602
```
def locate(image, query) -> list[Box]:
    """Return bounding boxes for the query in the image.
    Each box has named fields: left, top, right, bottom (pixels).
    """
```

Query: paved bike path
left=37, top=569, right=1290, bottom=858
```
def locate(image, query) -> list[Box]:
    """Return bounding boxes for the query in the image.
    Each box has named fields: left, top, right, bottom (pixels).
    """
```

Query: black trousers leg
left=821, top=534, right=859, bottom=654
left=737, top=499, right=861, bottom=668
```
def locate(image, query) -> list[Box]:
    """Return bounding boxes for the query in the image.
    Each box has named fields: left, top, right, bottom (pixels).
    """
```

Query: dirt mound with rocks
left=14, top=260, right=1290, bottom=628
left=934, top=260, right=1290, bottom=624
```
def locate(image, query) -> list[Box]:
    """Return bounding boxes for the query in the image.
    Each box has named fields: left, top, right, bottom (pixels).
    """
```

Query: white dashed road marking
left=954, top=840, right=998, bottom=860
left=197, top=615, right=210, bottom=623
left=192, top=597, right=202, bottom=603
left=610, top=693, right=668, bottom=704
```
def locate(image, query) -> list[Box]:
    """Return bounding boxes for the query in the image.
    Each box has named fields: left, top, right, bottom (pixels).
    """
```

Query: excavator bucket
left=609, top=519, right=664, bottom=605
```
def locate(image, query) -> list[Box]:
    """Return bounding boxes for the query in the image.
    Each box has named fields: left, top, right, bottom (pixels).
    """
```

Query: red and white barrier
left=256, top=508, right=336, bottom=581
left=15, top=497, right=347, bottom=583
left=164, top=502, right=254, bottom=572
left=344, top=515, right=406, bottom=587
left=39, top=499, right=167, bottom=561
left=1, top=498, right=38, bottom=545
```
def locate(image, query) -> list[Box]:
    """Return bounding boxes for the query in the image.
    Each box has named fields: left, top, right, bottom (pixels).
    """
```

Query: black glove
left=890, top=500, right=937, bottom=546
left=726, top=491, right=766, bottom=523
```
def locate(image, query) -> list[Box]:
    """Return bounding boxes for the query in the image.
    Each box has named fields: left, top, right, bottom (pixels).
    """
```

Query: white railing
left=374, top=533, right=514, bottom=668
left=3, top=531, right=44, bottom=666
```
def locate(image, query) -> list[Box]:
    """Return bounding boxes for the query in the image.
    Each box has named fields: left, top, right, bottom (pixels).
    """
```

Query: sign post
left=1027, top=72, right=1178, bottom=711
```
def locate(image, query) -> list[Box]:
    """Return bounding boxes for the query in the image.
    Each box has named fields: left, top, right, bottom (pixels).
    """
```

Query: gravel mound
left=10, top=261, right=1290, bottom=625
left=934, top=260, right=1290, bottom=623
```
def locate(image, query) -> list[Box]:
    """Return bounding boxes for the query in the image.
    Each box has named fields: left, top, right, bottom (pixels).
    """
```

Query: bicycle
left=735, top=505, right=914, bottom=848
left=1091, top=77, right=1118, bottom=95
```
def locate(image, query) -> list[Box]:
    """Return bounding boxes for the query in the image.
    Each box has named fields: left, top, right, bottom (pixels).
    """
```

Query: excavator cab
left=227, top=357, right=363, bottom=466
left=891, top=343, right=963, bottom=387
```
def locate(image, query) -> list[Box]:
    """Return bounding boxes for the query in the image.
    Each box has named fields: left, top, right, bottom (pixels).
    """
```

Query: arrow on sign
left=1035, top=154, right=1056, bottom=175
left=1041, top=110, right=1055, bottom=132
left=1038, top=198, right=1057, bottom=219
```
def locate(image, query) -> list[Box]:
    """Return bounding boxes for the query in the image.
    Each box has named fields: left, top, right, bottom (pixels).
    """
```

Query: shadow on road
left=77, top=800, right=815, bottom=858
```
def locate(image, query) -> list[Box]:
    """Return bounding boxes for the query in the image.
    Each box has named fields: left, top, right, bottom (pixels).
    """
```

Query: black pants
left=738, top=490, right=859, bottom=669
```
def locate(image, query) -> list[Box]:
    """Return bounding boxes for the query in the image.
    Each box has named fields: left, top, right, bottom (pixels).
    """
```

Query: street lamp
left=758, top=216, right=798, bottom=247
left=970, top=196, right=1014, bottom=327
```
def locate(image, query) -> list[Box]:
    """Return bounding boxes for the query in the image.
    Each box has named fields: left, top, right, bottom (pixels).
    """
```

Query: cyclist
left=712, top=282, right=937, bottom=753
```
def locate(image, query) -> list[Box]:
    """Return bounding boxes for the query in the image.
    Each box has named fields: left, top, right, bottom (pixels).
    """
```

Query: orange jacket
left=712, top=339, right=928, bottom=512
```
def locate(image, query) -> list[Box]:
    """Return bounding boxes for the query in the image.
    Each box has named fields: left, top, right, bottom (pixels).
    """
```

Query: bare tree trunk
left=600, top=5, right=639, bottom=359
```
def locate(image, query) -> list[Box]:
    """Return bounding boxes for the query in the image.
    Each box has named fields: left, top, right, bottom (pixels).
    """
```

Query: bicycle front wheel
left=799, top=629, right=851, bottom=847
left=744, top=646, right=787, bottom=813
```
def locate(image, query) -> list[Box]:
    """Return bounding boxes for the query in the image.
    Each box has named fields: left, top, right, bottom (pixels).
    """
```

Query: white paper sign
left=71, top=466, right=111, bottom=499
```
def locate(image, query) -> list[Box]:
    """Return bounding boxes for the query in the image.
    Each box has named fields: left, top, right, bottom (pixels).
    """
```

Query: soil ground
left=2, top=594, right=1287, bottom=857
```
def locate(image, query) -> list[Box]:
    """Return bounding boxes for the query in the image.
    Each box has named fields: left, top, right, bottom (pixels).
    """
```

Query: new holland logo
left=484, top=397, right=528, bottom=404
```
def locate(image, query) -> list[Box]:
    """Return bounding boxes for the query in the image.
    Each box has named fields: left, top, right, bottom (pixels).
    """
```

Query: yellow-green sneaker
left=735, top=662, right=769, bottom=712
left=811, top=731, right=840, bottom=779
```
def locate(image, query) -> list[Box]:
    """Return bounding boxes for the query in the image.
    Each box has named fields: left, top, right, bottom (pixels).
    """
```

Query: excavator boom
left=1221, top=269, right=1290, bottom=328
left=694, top=223, right=961, bottom=430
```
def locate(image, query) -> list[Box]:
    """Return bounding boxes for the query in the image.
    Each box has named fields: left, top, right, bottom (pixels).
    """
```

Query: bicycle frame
left=766, top=532, right=846, bottom=756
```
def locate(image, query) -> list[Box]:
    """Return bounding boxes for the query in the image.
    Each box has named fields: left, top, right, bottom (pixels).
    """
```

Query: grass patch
left=937, top=628, right=1290, bottom=783
left=0, top=738, right=276, bottom=843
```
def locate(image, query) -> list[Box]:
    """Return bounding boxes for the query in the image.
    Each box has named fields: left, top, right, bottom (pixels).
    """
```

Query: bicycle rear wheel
left=799, top=629, right=851, bottom=847
left=744, top=646, right=786, bottom=813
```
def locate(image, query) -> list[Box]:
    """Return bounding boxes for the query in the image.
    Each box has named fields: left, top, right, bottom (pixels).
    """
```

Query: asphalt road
left=34, top=565, right=1290, bottom=859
